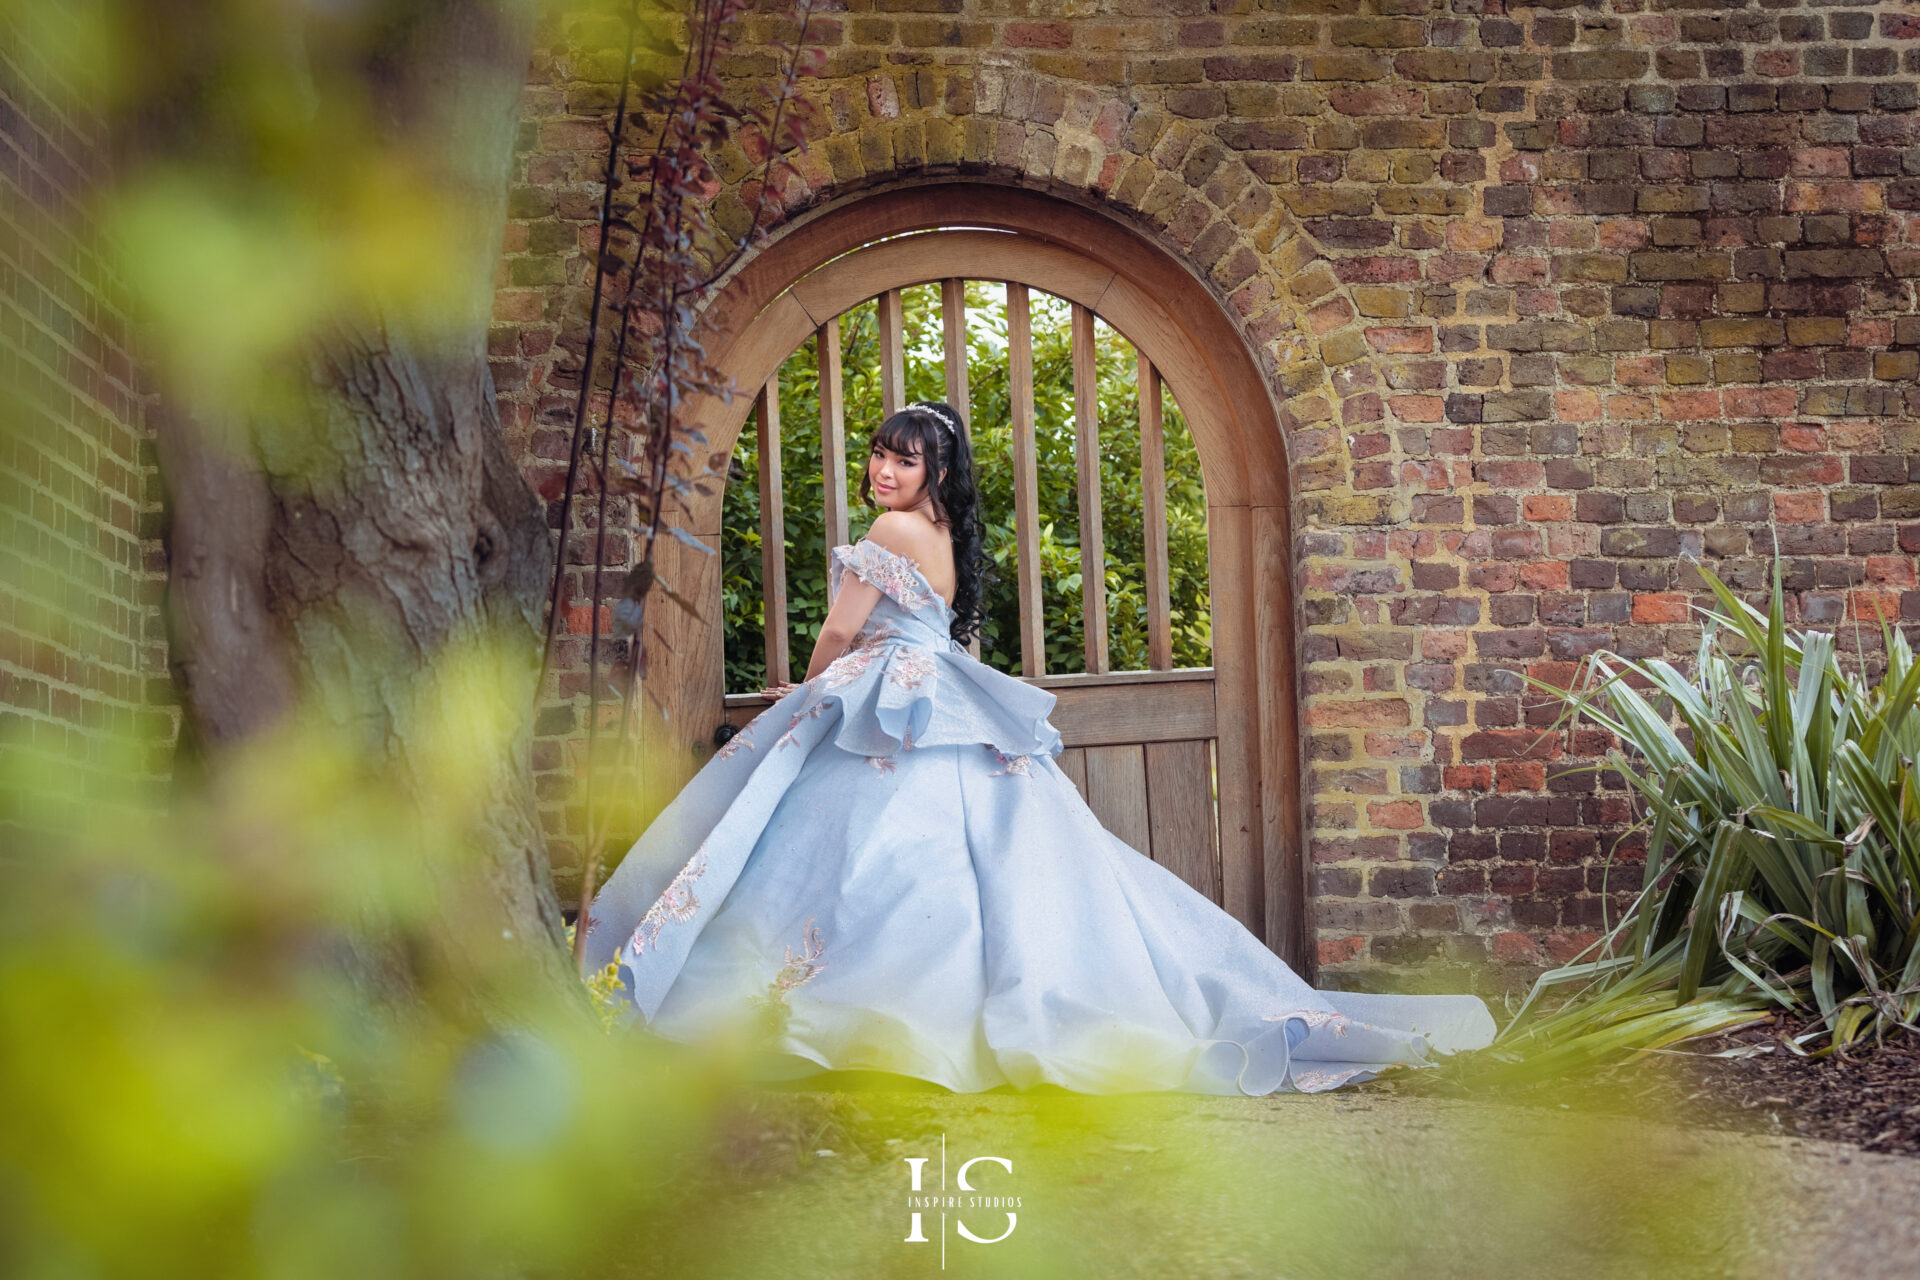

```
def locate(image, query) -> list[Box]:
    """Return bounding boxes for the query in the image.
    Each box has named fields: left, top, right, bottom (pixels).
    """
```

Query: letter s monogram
left=954, top=1156, right=1016, bottom=1244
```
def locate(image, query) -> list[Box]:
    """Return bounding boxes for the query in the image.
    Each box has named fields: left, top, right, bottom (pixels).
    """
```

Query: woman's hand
left=760, top=680, right=805, bottom=701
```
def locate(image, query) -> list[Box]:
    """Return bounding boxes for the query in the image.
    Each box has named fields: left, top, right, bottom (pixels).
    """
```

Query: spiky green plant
left=1491, top=562, right=1920, bottom=1073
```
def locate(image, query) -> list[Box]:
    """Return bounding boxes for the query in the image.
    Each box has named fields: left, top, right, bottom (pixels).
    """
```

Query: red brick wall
left=0, top=15, right=170, bottom=804
left=498, top=2, right=1920, bottom=986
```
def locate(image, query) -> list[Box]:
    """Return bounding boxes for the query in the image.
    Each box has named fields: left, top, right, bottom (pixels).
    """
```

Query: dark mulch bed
left=1385, top=1020, right=1920, bottom=1157
left=1668, top=1032, right=1920, bottom=1156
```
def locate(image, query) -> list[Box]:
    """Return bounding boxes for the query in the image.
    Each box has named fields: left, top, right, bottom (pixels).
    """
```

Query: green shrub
left=1494, top=564, right=1920, bottom=1073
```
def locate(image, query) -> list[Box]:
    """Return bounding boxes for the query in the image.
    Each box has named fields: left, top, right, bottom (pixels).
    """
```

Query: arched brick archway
left=643, top=180, right=1314, bottom=969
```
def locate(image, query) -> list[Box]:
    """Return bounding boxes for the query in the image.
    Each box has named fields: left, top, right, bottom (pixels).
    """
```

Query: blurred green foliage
left=2, top=669, right=729, bottom=1279
left=719, top=281, right=1213, bottom=691
left=2, top=712, right=1781, bottom=1280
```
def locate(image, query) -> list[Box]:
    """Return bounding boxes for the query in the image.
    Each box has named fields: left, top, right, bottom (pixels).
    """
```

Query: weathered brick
left=1784, top=248, right=1887, bottom=278
left=0, top=49, right=177, bottom=839
left=233, top=7, right=1920, bottom=986
left=1601, top=527, right=1684, bottom=558
left=1550, top=51, right=1650, bottom=81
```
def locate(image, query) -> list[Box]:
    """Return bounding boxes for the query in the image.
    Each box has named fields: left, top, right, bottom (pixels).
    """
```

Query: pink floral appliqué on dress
left=886, top=647, right=937, bottom=691
left=832, top=540, right=945, bottom=616
left=772, top=919, right=828, bottom=992
left=1262, top=1007, right=1352, bottom=1037
left=628, top=840, right=712, bottom=954
left=749, top=919, right=829, bottom=1039
left=774, top=700, right=828, bottom=749
left=852, top=619, right=903, bottom=649
left=715, top=724, right=758, bottom=761
left=821, top=645, right=880, bottom=689
left=1289, top=1066, right=1369, bottom=1092
left=985, top=745, right=1035, bottom=777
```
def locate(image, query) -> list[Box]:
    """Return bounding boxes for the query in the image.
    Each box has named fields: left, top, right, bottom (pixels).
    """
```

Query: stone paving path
left=666, top=1088, right=1920, bottom=1280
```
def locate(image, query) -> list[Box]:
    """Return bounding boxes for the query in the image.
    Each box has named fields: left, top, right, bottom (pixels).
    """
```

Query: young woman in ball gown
left=581, top=401, right=1494, bottom=1094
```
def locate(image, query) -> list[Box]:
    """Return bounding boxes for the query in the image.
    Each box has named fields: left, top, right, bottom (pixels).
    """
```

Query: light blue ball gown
left=582, top=538, right=1496, bottom=1094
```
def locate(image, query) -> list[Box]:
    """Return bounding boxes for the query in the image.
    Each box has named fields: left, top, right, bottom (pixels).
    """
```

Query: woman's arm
left=759, top=574, right=883, bottom=698
left=804, top=576, right=882, bottom=680
left=761, top=511, right=934, bottom=698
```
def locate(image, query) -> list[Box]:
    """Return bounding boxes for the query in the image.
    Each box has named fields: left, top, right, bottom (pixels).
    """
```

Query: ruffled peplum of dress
left=581, top=538, right=1495, bottom=1095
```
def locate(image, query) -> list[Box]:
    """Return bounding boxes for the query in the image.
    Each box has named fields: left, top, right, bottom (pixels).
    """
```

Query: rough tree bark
left=140, top=1, right=583, bottom=1015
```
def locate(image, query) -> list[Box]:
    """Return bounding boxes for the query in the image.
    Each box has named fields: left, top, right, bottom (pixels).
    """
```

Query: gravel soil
left=1375, top=1019, right=1920, bottom=1156
left=658, top=1074, right=1920, bottom=1280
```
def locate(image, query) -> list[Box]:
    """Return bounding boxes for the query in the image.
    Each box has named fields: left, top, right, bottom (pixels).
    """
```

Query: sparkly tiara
left=907, top=402, right=960, bottom=437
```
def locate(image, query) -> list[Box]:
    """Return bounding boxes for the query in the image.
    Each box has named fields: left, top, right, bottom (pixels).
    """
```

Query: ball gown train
left=581, top=538, right=1496, bottom=1094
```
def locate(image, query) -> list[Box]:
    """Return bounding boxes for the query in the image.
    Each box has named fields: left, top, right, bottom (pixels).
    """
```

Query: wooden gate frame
left=649, top=182, right=1309, bottom=973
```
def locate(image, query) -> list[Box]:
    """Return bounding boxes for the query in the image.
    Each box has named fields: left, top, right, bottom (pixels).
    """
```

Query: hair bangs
left=871, top=413, right=932, bottom=460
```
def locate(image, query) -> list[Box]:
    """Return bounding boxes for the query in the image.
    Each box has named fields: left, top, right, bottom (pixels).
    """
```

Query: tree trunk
left=143, top=1, right=584, bottom=1016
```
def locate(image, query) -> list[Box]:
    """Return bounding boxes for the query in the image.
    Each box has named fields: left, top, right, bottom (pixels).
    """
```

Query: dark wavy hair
left=855, top=400, right=995, bottom=647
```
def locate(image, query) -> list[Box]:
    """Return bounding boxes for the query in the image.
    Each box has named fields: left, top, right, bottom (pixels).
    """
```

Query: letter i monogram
left=902, top=1157, right=929, bottom=1243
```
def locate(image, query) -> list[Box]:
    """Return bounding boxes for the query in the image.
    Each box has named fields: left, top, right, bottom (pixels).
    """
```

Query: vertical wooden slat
left=641, top=524, right=723, bottom=797
left=1255, top=502, right=1307, bottom=973
left=1006, top=282, right=1044, bottom=677
left=1208, top=739, right=1225, bottom=900
left=755, top=377, right=789, bottom=684
left=941, top=277, right=969, bottom=423
left=1146, top=738, right=1219, bottom=901
left=1085, top=743, right=1151, bottom=855
left=1208, top=502, right=1263, bottom=940
left=1138, top=354, right=1173, bottom=671
left=1055, top=747, right=1088, bottom=801
left=941, top=277, right=983, bottom=662
left=1072, top=304, right=1108, bottom=675
left=878, top=287, right=905, bottom=418
left=818, top=317, right=849, bottom=592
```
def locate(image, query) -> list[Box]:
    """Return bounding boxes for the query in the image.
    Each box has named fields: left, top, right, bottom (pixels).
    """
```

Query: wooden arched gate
left=722, top=257, right=1222, bottom=901
left=647, top=185, right=1308, bottom=971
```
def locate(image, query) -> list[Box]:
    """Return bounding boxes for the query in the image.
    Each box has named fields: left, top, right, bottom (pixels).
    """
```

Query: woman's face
left=868, top=438, right=928, bottom=510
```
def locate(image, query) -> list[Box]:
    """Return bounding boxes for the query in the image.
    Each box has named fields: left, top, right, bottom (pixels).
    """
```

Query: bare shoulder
left=865, top=510, right=956, bottom=601
left=864, top=510, right=944, bottom=562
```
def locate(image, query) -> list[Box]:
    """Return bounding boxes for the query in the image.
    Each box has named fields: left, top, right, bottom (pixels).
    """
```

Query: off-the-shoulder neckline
left=836, top=538, right=956, bottom=617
